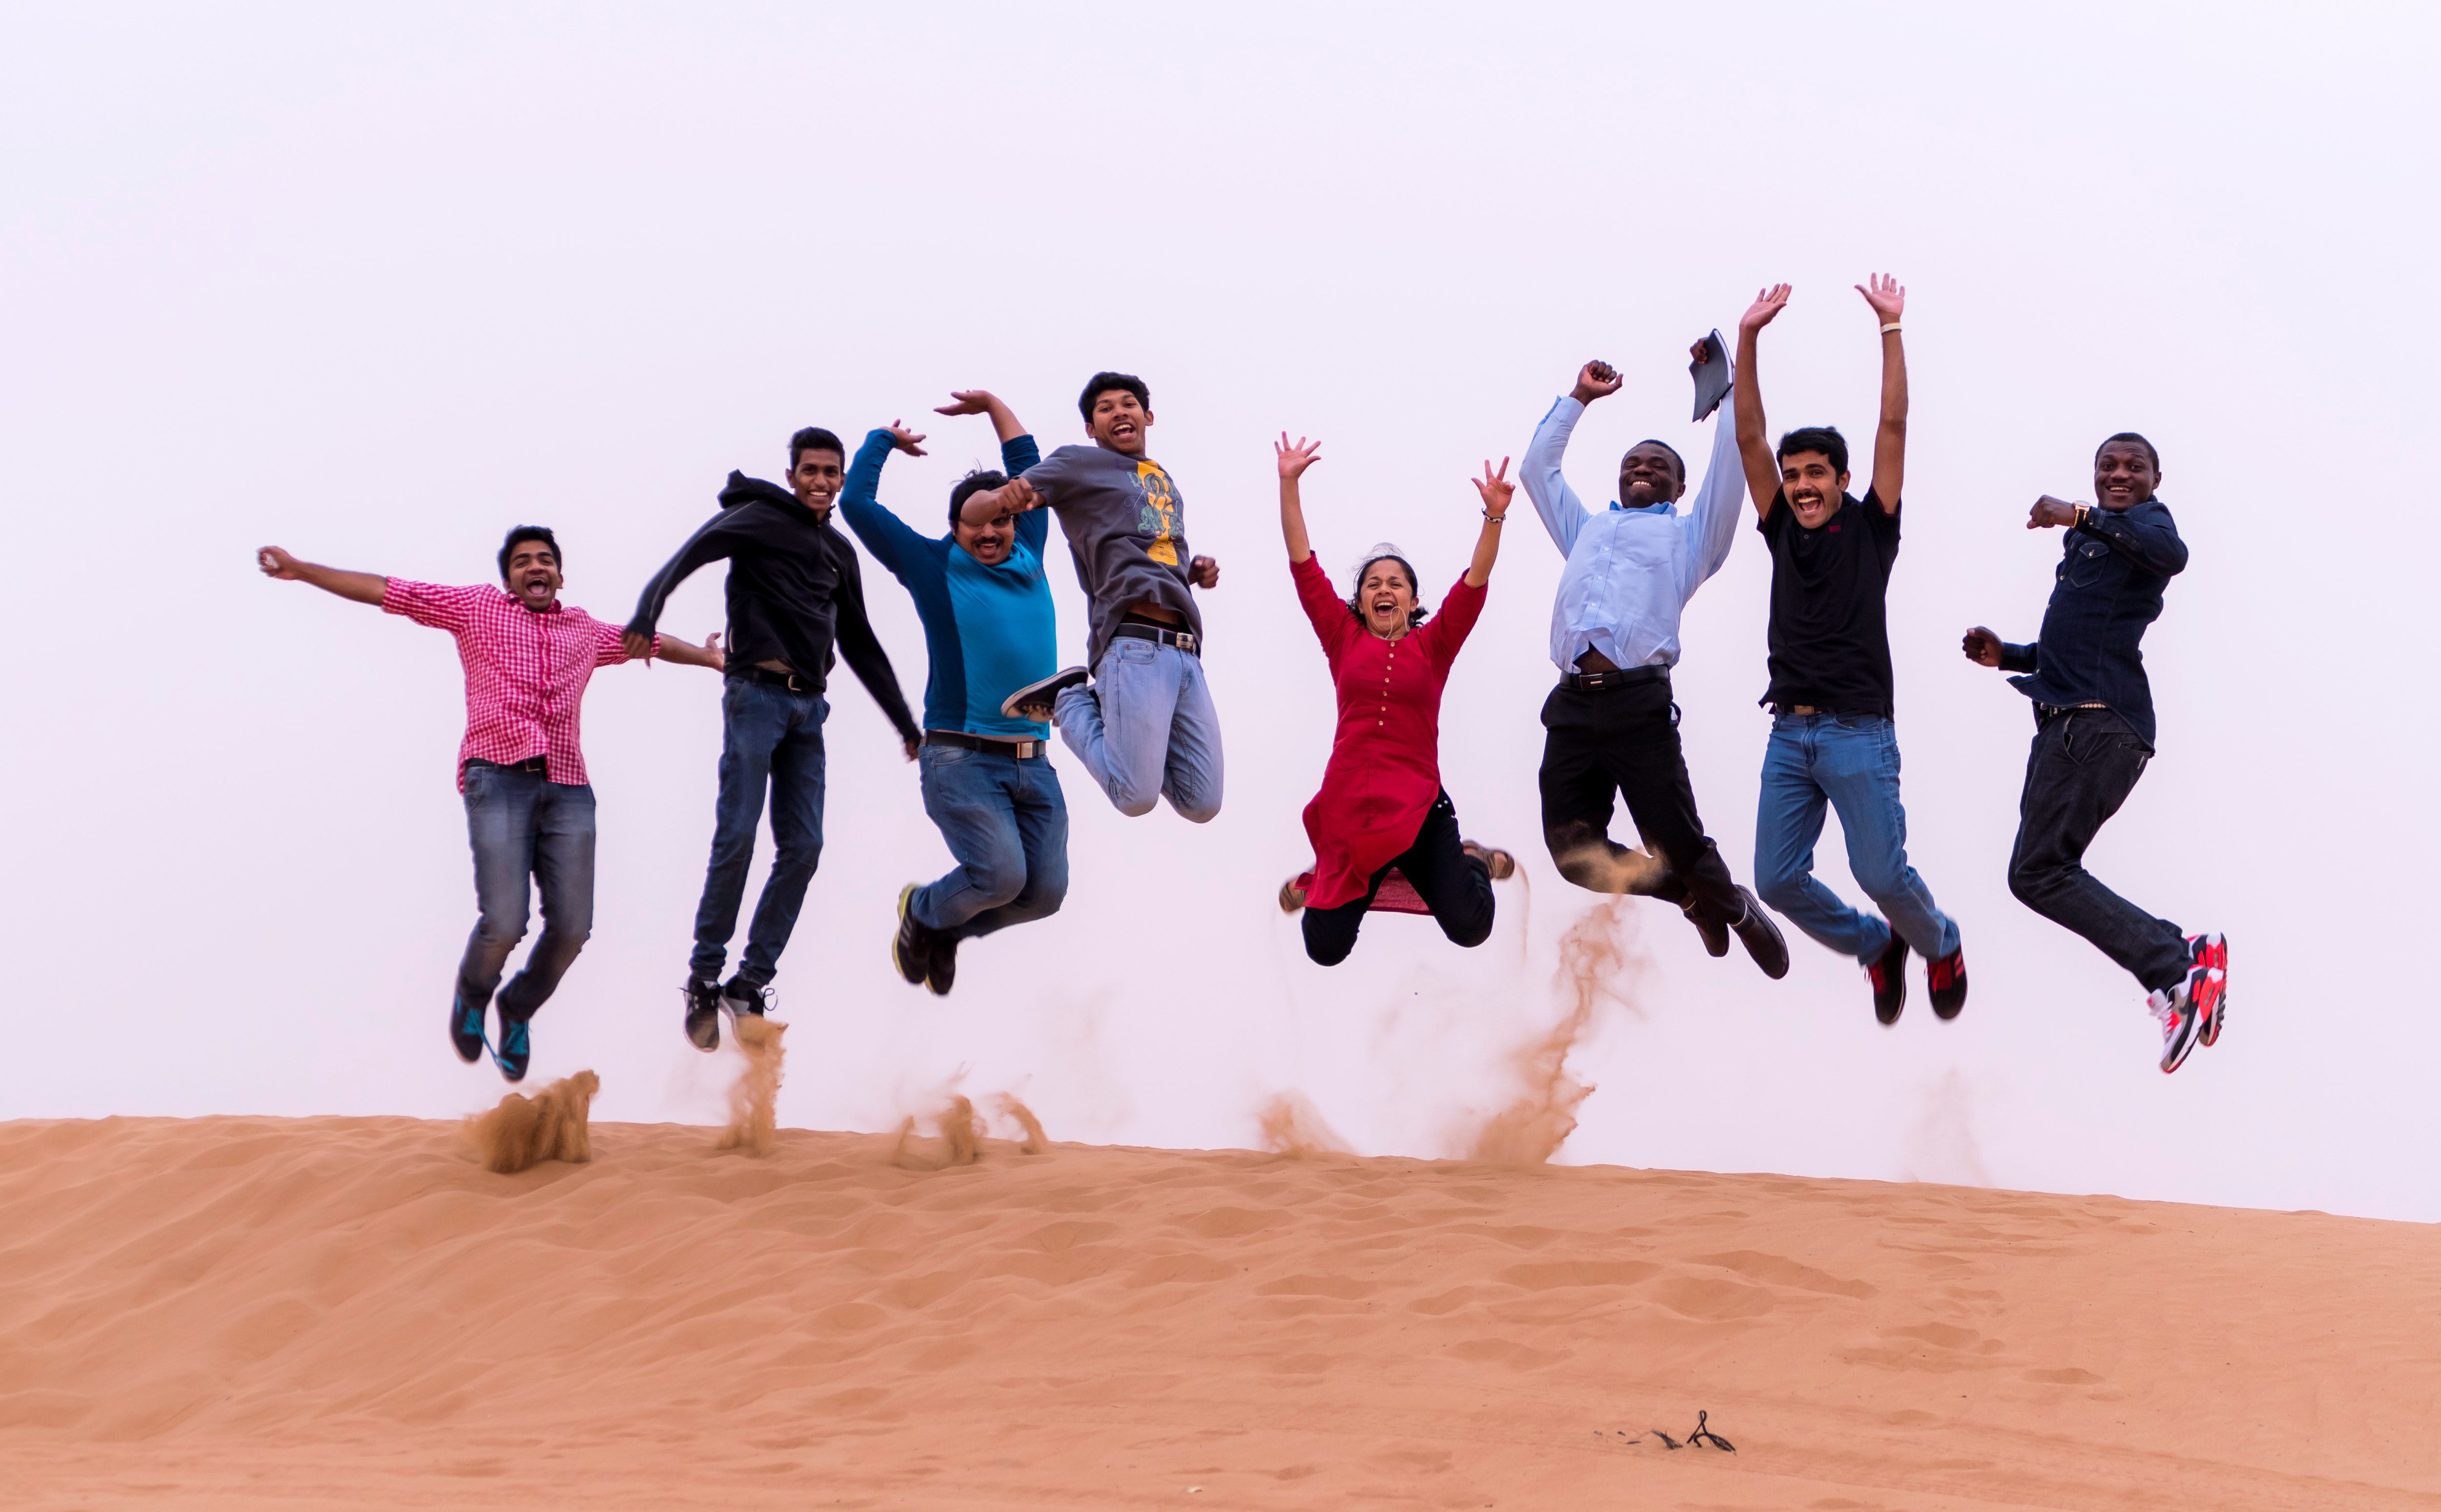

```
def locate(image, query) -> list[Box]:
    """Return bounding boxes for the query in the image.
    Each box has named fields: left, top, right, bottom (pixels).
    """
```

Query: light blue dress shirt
left=1520, top=392, right=1746, bottom=673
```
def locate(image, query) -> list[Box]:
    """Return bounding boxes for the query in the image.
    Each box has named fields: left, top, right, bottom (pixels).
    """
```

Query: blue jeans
left=691, top=677, right=827, bottom=986
left=1755, top=713, right=1960, bottom=963
left=1053, top=638, right=1223, bottom=822
left=910, top=743, right=1070, bottom=941
left=458, top=762, right=596, bottom=1024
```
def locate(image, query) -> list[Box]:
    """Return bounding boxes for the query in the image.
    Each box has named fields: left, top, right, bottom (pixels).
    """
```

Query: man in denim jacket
left=1963, top=433, right=2227, bottom=1074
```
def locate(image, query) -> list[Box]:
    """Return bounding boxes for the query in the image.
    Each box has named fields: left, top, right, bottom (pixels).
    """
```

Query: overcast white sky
left=4, top=3, right=2434, bottom=1219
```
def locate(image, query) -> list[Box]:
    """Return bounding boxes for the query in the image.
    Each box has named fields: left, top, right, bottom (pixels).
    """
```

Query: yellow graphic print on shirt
left=1133, top=460, right=1181, bottom=566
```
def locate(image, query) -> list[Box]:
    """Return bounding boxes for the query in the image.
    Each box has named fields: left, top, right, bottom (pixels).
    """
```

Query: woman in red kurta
left=1274, top=434, right=1519, bottom=965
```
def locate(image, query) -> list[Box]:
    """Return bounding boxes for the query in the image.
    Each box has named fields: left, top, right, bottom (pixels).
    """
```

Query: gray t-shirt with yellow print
left=1022, top=443, right=1203, bottom=670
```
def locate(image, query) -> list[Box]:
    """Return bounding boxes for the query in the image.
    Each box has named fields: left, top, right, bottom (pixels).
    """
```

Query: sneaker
left=683, top=977, right=722, bottom=1052
left=450, top=993, right=486, bottom=1063
left=493, top=1015, right=531, bottom=1083
left=1729, top=887, right=1790, bottom=980
left=1927, top=946, right=1968, bottom=1020
left=722, top=976, right=769, bottom=1019
left=926, top=934, right=958, bottom=998
left=1000, top=666, right=1089, bottom=724
left=1682, top=898, right=1730, bottom=958
left=1868, top=933, right=1910, bottom=1026
left=1277, top=873, right=1310, bottom=913
left=2148, top=976, right=2203, bottom=1074
left=2189, top=932, right=2228, bottom=1047
left=1460, top=841, right=1516, bottom=881
left=892, top=883, right=932, bottom=986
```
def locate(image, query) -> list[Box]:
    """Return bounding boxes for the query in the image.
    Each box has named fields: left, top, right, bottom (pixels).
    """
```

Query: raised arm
left=935, top=389, right=1027, bottom=445
left=1678, top=343, right=1751, bottom=593
left=1519, top=361, right=1616, bottom=558
left=2026, top=495, right=2189, bottom=577
left=257, top=547, right=387, bottom=605
left=1859, top=273, right=1906, bottom=513
left=1733, top=285, right=1792, bottom=520
left=836, top=423, right=932, bottom=576
left=1464, top=457, right=1512, bottom=588
left=1276, top=433, right=1320, bottom=564
left=958, top=474, right=1046, bottom=528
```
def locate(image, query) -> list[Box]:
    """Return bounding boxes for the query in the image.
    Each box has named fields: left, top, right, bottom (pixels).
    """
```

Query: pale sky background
left=4, top=3, right=2434, bottom=1219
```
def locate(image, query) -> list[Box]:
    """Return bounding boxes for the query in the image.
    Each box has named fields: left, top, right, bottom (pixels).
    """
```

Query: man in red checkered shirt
left=259, top=526, right=724, bottom=1083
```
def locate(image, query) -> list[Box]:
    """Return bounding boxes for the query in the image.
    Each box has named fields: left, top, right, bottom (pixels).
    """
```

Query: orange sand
left=3, top=1115, right=2437, bottom=1510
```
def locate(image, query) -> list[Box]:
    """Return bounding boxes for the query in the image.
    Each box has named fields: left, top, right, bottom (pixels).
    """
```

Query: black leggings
left=1301, top=791, right=1496, bottom=966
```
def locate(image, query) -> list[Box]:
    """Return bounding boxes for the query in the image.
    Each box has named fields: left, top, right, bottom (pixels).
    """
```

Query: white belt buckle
left=1176, top=632, right=1197, bottom=653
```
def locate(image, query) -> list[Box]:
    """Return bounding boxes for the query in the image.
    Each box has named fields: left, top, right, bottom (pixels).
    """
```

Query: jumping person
left=1733, top=277, right=1966, bottom=1025
left=1520, top=344, right=1790, bottom=979
left=257, top=530, right=724, bottom=1081
left=624, top=428, right=922, bottom=1052
left=1963, top=435, right=2225, bottom=1072
left=835, top=393, right=1068, bottom=998
left=953, top=373, right=1223, bottom=823
left=1271, top=435, right=1517, bottom=965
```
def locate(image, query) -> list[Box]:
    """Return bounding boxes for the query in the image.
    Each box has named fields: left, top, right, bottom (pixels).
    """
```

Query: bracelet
left=1879, top=322, right=1903, bottom=334
left=1483, top=511, right=1506, bottom=522
left=2073, top=502, right=2092, bottom=529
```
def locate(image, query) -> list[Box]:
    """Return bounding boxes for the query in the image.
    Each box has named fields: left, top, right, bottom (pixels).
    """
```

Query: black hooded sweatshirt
left=626, top=472, right=918, bottom=743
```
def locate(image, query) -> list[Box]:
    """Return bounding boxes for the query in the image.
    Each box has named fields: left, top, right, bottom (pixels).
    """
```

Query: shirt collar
left=1609, top=499, right=1672, bottom=515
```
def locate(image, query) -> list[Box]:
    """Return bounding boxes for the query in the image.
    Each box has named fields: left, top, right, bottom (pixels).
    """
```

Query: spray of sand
left=1466, top=898, right=1644, bottom=1164
left=992, top=1094, right=1049, bottom=1156
left=1258, top=1091, right=1352, bottom=1159
left=892, top=1095, right=982, bottom=1171
left=714, top=1015, right=786, bottom=1157
left=464, top=1070, right=600, bottom=1174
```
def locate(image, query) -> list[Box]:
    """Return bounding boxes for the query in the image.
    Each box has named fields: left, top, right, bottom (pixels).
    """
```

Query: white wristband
left=1879, top=322, right=1903, bottom=334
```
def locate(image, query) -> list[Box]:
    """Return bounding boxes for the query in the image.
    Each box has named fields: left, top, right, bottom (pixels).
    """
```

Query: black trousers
left=1302, top=791, right=1495, bottom=966
left=2007, top=706, right=2190, bottom=993
left=1537, top=678, right=1743, bottom=926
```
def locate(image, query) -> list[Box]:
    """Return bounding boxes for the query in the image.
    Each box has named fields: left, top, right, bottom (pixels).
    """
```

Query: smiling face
left=501, top=539, right=562, bottom=610
left=788, top=448, right=845, bottom=516
left=1358, top=559, right=1416, bottom=638
left=1087, top=390, right=1152, bottom=456
left=1779, top=451, right=1850, bottom=529
left=2092, top=441, right=2160, bottom=510
left=1617, top=442, right=1686, bottom=508
left=954, top=509, right=1014, bottom=567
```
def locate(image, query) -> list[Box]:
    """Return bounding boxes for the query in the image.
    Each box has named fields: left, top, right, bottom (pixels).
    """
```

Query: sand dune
left=4, top=1116, right=2438, bottom=1510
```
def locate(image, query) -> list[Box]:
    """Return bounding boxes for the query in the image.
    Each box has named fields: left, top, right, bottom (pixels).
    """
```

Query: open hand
left=257, top=546, right=301, bottom=580
left=2028, top=495, right=2079, bottom=530
left=1857, top=272, right=1905, bottom=326
left=1962, top=627, right=2003, bottom=667
left=934, top=390, right=996, bottom=417
left=1276, top=433, right=1323, bottom=480
left=1740, top=284, right=1792, bottom=335
left=1572, top=360, right=1622, bottom=405
left=886, top=420, right=928, bottom=456
left=1472, top=456, right=1515, bottom=519
left=1189, top=555, right=1220, bottom=589
left=703, top=631, right=724, bottom=672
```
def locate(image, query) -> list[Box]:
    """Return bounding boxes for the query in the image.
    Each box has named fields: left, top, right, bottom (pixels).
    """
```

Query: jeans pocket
left=1115, top=639, right=1156, bottom=666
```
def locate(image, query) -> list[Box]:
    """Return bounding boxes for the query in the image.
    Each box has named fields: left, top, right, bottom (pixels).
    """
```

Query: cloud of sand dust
left=1258, top=1091, right=1352, bottom=1159
left=992, top=1094, right=1048, bottom=1156
left=715, top=1016, right=785, bottom=1157
left=1901, top=1068, right=1993, bottom=1187
left=1551, top=841, right=1668, bottom=901
left=893, top=1095, right=982, bottom=1170
left=464, top=1070, right=600, bottom=1174
left=1465, top=898, right=1646, bottom=1165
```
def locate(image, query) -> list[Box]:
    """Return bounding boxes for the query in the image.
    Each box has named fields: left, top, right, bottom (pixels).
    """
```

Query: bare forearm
left=1878, top=330, right=1908, bottom=430
left=654, top=634, right=718, bottom=669
left=296, top=561, right=389, bottom=605
left=959, top=484, right=1035, bottom=527
left=1464, top=516, right=1502, bottom=587
left=1279, top=476, right=1313, bottom=564
left=981, top=396, right=1025, bottom=445
left=1733, top=331, right=1776, bottom=509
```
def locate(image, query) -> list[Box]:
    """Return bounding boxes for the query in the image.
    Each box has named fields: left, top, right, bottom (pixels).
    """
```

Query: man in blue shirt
left=1520, top=346, right=1788, bottom=979
left=837, top=393, right=1067, bottom=996
left=1962, top=434, right=2226, bottom=1074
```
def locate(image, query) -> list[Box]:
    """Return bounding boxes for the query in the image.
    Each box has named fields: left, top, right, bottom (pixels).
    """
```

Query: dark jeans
left=691, top=676, right=827, bottom=987
left=911, top=741, right=1069, bottom=942
left=1303, top=791, right=1495, bottom=966
left=458, top=762, right=596, bottom=1025
left=1537, top=678, right=1744, bottom=925
left=2008, top=706, right=2189, bottom=993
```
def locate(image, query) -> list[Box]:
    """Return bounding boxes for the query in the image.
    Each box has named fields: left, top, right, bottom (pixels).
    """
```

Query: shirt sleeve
left=1291, top=553, right=1353, bottom=662
left=825, top=537, right=922, bottom=745
left=1863, top=488, right=1903, bottom=561
left=1002, top=434, right=1047, bottom=557
left=836, top=429, right=927, bottom=581
left=1421, top=572, right=1488, bottom=669
left=380, top=579, right=480, bottom=632
left=1999, top=641, right=2039, bottom=674
left=592, top=618, right=655, bottom=668
left=626, top=508, right=753, bottom=639
left=2076, top=501, right=2188, bottom=577
left=1521, top=395, right=1591, bottom=559
left=1676, top=394, right=1749, bottom=598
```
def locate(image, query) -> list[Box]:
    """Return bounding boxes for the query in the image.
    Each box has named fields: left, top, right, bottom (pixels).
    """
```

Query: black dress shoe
left=1682, top=899, right=1730, bottom=957
left=1730, top=887, right=1790, bottom=980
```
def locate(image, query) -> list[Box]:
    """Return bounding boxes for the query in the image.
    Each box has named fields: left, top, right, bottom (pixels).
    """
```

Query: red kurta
left=1293, top=553, right=1487, bottom=910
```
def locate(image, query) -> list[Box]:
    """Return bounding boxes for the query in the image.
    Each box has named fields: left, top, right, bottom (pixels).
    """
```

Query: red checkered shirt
left=383, top=580, right=657, bottom=790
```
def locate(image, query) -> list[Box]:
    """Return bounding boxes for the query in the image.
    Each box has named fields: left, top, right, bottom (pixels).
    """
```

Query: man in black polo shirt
left=1732, top=277, right=1965, bottom=1026
left=1963, top=433, right=2225, bottom=1073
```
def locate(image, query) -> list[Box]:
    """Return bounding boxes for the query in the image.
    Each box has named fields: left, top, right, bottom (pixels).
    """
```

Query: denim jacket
left=1998, top=497, right=2186, bottom=746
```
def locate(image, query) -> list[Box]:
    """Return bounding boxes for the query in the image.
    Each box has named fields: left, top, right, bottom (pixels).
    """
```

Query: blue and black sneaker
left=451, top=994, right=486, bottom=1063
left=492, top=1015, right=531, bottom=1083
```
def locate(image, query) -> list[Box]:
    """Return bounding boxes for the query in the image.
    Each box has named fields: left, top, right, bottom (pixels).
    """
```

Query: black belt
left=466, top=756, right=547, bottom=775
left=1561, top=663, right=1668, bottom=692
left=924, top=730, right=1047, bottom=759
left=737, top=665, right=816, bottom=693
left=1114, top=622, right=1200, bottom=656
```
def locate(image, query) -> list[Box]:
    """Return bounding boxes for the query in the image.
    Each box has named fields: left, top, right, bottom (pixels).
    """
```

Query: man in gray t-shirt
left=957, top=371, right=1224, bottom=822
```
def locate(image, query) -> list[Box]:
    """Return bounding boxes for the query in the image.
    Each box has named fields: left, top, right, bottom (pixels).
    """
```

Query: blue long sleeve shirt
left=1998, top=497, right=2187, bottom=745
left=837, top=430, right=1057, bottom=740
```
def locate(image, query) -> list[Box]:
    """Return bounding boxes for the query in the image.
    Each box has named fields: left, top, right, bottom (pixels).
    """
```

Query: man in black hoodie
left=626, top=426, right=921, bottom=1050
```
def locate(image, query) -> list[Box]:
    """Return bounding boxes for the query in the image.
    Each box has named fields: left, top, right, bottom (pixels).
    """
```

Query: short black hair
left=498, top=526, right=560, bottom=581
left=1078, top=372, right=1150, bottom=424
left=1626, top=438, right=1686, bottom=482
left=2097, top=431, right=2160, bottom=470
left=1776, top=425, right=1849, bottom=477
left=949, top=468, right=1009, bottom=529
left=788, top=427, right=846, bottom=471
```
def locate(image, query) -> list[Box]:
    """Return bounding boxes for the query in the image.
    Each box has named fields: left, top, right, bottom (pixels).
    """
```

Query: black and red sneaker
left=1868, top=934, right=1910, bottom=1026
left=1927, top=946, right=1968, bottom=1020
left=2188, top=932, right=2228, bottom=1047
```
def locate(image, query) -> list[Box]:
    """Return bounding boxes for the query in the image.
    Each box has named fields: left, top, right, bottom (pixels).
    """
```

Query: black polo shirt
left=1757, top=489, right=1901, bottom=716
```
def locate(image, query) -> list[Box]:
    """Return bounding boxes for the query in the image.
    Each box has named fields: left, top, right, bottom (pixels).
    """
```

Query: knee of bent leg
left=1444, top=910, right=1495, bottom=951
left=1168, top=791, right=1221, bottom=825
left=1303, top=934, right=1353, bottom=968
left=1754, top=865, right=1807, bottom=915
left=2007, top=855, right=2052, bottom=909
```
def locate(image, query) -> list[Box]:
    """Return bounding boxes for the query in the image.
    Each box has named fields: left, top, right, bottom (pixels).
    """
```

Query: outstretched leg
left=2007, top=709, right=2188, bottom=992
left=496, top=778, right=597, bottom=1024
left=737, top=691, right=828, bottom=987
left=1754, top=716, right=1892, bottom=961
left=690, top=679, right=786, bottom=985
left=1814, top=715, right=1958, bottom=961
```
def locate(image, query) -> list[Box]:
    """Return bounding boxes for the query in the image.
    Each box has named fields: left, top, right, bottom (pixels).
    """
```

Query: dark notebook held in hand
left=1690, top=329, right=1730, bottom=421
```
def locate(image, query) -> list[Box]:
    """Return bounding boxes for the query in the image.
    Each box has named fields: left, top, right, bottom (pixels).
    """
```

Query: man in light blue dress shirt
left=1520, top=351, right=1789, bottom=978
